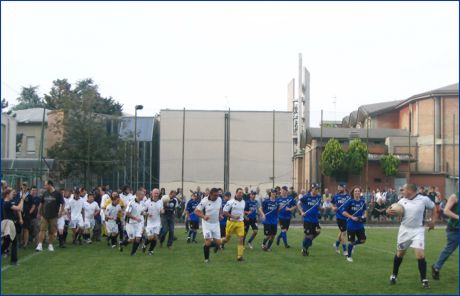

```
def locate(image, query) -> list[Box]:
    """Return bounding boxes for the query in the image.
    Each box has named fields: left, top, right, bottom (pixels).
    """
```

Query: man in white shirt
left=68, top=194, right=85, bottom=245
left=144, top=189, right=164, bottom=255
left=83, top=193, right=100, bottom=244
left=123, top=190, right=145, bottom=256
left=195, top=188, right=223, bottom=263
left=387, top=183, right=436, bottom=289
left=105, top=194, right=122, bottom=248
left=222, top=188, right=246, bottom=261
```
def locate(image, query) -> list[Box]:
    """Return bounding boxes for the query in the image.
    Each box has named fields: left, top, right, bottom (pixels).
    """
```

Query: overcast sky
left=2, top=1, right=458, bottom=127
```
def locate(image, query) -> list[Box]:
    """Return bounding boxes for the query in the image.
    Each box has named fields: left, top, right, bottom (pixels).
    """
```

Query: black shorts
left=244, top=219, right=258, bottom=232
left=337, top=218, right=347, bottom=232
left=190, top=221, right=199, bottom=230
left=220, top=223, right=226, bottom=238
left=347, top=228, right=366, bottom=243
left=263, top=224, right=277, bottom=236
left=279, top=218, right=291, bottom=230
left=303, top=222, right=321, bottom=236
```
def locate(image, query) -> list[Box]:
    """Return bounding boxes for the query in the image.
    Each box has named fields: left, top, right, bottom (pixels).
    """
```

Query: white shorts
left=100, top=211, right=105, bottom=223
left=57, top=217, right=66, bottom=231
left=202, top=221, right=221, bottom=240
left=126, top=223, right=143, bottom=239
left=83, top=218, right=95, bottom=230
left=69, top=215, right=84, bottom=229
left=397, top=226, right=425, bottom=250
left=146, top=225, right=161, bottom=236
left=106, top=221, right=118, bottom=234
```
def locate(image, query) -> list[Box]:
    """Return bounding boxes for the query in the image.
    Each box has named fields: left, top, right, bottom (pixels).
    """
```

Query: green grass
left=1, top=227, right=458, bottom=295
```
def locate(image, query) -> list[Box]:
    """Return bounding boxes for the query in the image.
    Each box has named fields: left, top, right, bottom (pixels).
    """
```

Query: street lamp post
left=134, top=105, right=143, bottom=189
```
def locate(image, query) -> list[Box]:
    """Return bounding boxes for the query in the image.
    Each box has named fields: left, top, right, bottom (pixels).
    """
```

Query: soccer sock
left=267, top=239, right=274, bottom=249
left=392, top=255, right=403, bottom=276
left=276, top=234, right=281, bottom=243
left=282, top=232, right=288, bottom=246
left=347, top=244, right=354, bottom=257
left=418, top=258, right=427, bottom=281
left=248, top=233, right=256, bottom=243
left=63, top=230, right=68, bottom=242
left=111, top=236, right=117, bottom=246
left=342, top=244, right=347, bottom=252
left=131, top=241, right=140, bottom=255
left=188, top=230, right=193, bottom=238
left=204, top=245, right=210, bottom=260
left=303, top=238, right=312, bottom=249
left=335, top=240, right=340, bottom=248
left=192, top=231, right=197, bottom=241
left=149, top=240, right=157, bottom=252
left=262, top=238, right=268, bottom=246
left=237, top=244, right=244, bottom=258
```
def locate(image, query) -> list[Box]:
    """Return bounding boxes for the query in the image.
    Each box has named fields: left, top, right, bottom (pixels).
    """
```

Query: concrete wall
left=159, top=110, right=292, bottom=193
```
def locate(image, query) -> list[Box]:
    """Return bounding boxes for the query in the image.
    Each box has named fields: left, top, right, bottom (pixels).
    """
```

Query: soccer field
left=1, top=227, right=458, bottom=295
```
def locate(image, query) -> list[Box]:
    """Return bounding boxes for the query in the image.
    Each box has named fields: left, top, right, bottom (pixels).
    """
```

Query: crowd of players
left=1, top=179, right=458, bottom=289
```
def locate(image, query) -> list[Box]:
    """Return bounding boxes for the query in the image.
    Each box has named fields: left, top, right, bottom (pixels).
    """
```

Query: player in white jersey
left=387, top=183, right=436, bottom=289
left=79, top=187, right=88, bottom=203
left=68, top=193, right=85, bottom=245
left=123, top=190, right=146, bottom=256
left=195, top=188, right=223, bottom=263
left=82, top=193, right=100, bottom=244
left=120, top=185, right=134, bottom=208
left=105, top=194, right=123, bottom=248
left=100, top=189, right=111, bottom=237
left=222, top=188, right=246, bottom=261
left=57, top=189, right=72, bottom=248
left=143, top=188, right=164, bottom=255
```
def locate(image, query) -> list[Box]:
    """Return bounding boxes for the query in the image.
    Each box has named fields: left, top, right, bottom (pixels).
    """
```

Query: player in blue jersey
left=243, top=191, right=261, bottom=249
left=260, top=189, right=280, bottom=251
left=298, top=184, right=322, bottom=256
left=340, top=186, right=367, bottom=262
left=185, top=193, right=200, bottom=243
left=276, top=186, right=297, bottom=248
left=331, top=183, right=351, bottom=255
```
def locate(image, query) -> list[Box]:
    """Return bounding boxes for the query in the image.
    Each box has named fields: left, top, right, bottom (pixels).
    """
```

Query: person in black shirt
left=19, top=183, right=33, bottom=248
left=36, top=180, right=64, bottom=252
left=29, top=187, right=41, bottom=245
left=1, top=188, right=26, bottom=265
left=160, top=190, right=177, bottom=248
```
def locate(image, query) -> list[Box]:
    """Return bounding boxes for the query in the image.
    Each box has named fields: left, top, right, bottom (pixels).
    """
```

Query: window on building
left=26, top=136, right=36, bottom=155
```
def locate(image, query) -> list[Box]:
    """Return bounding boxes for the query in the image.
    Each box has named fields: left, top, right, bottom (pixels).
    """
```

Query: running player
left=276, top=186, right=297, bottom=248
left=194, top=188, right=223, bottom=263
left=298, top=184, right=322, bottom=256
left=123, top=190, right=146, bottom=256
left=57, top=189, right=71, bottom=248
left=331, top=183, right=351, bottom=255
left=68, top=192, right=85, bottom=245
left=260, top=189, right=279, bottom=251
left=144, top=188, right=164, bottom=255
left=387, top=183, right=436, bottom=289
left=243, top=190, right=260, bottom=249
left=222, top=188, right=246, bottom=261
left=82, top=193, right=100, bottom=244
left=185, top=193, right=200, bottom=243
left=105, top=194, right=123, bottom=248
left=341, top=186, right=367, bottom=262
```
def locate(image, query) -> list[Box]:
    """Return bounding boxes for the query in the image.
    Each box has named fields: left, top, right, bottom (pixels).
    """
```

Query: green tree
left=47, top=78, right=124, bottom=187
left=345, top=138, right=368, bottom=175
left=380, top=154, right=400, bottom=177
left=320, top=138, right=346, bottom=177
left=12, top=86, right=45, bottom=110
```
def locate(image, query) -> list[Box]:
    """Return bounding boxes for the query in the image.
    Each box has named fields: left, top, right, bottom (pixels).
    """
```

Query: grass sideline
left=1, top=227, right=458, bottom=295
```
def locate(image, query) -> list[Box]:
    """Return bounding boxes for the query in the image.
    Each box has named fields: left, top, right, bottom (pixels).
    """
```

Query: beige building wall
left=159, top=110, right=292, bottom=194
left=1, top=114, right=17, bottom=159
left=16, top=124, right=47, bottom=158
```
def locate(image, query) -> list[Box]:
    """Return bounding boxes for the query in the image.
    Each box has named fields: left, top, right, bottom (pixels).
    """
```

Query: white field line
left=2, top=251, right=42, bottom=272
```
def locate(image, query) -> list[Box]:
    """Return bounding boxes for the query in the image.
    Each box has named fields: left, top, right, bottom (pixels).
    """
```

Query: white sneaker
left=346, top=257, right=353, bottom=262
left=48, top=244, right=54, bottom=251
left=343, top=251, right=348, bottom=256
left=35, top=243, right=43, bottom=252
left=247, top=242, right=253, bottom=249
